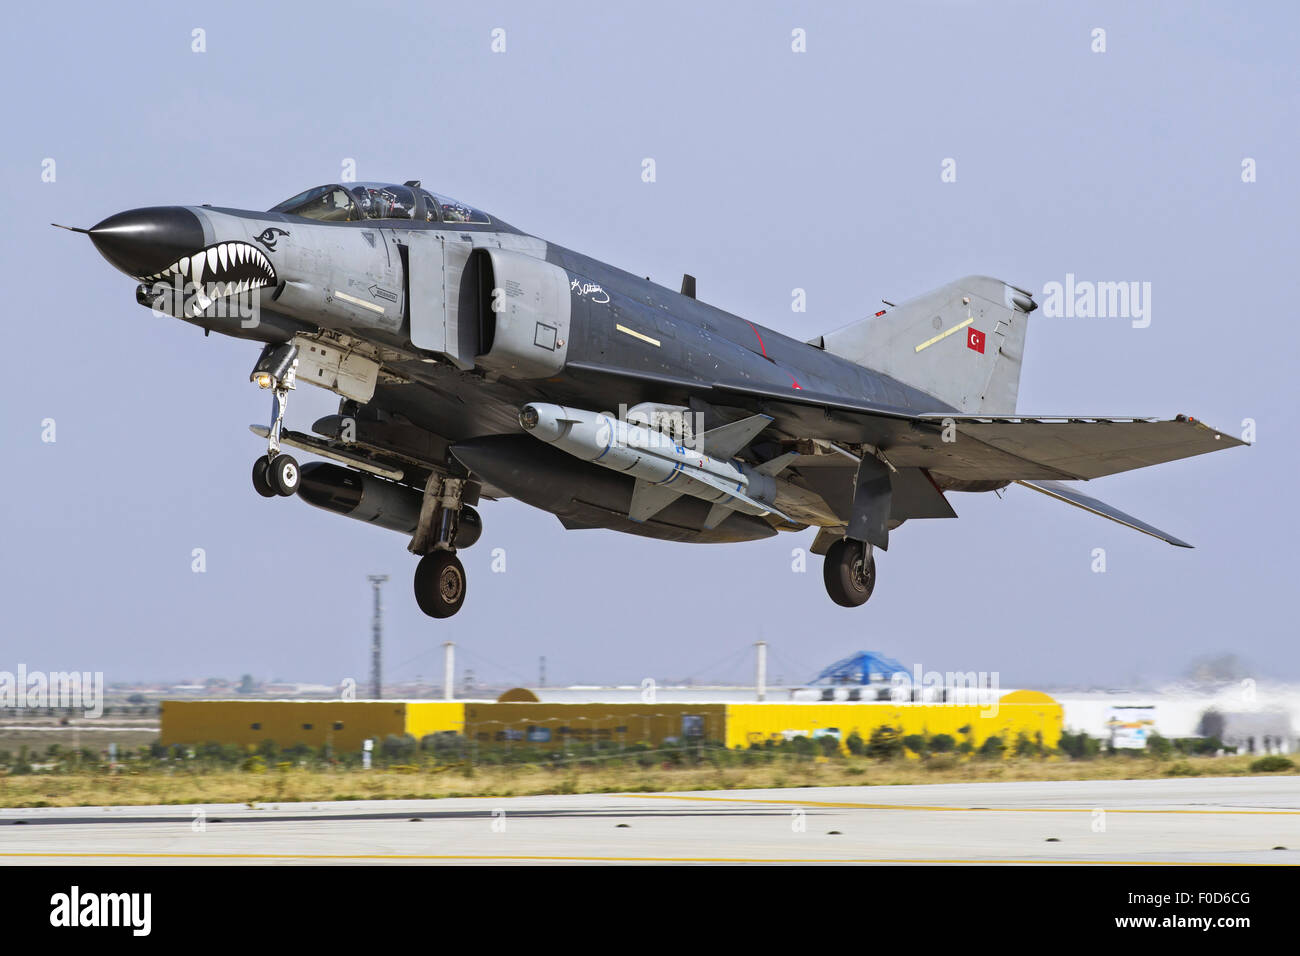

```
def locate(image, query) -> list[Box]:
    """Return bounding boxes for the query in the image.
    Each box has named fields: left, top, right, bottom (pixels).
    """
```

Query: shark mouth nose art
left=142, top=241, right=278, bottom=317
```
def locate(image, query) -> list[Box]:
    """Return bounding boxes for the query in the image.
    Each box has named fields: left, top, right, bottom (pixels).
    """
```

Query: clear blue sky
left=2, top=1, right=1294, bottom=689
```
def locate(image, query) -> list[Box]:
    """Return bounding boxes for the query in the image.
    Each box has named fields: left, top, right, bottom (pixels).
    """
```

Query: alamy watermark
left=1040, top=273, right=1151, bottom=328
left=888, top=664, right=1001, bottom=717
left=595, top=404, right=706, bottom=453
left=147, top=276, right=262, bottom=328
left=0, top=665, right=104, bottom=718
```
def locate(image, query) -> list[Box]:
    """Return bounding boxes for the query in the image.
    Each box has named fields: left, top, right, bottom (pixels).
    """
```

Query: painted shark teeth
left=141, top=242, right=276, bottom=285
left=137, top=239, right=279, bottom=318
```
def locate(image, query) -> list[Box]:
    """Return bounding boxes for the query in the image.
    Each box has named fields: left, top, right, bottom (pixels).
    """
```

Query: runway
left=1, top=776, right=1297, bottom=864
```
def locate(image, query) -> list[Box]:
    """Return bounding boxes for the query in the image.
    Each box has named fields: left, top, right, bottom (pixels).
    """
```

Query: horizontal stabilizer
left=1016, top=479, right=1193, bottom=548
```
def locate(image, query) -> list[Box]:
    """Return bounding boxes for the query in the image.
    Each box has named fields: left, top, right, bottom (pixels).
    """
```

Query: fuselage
left=84, top=187, right=956, bottom=546
left=156, top=200, right=951, bottom=430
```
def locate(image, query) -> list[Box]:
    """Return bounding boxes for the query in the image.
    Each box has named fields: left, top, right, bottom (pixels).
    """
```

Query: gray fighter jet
left=59, top=180, right=1247, bottom=618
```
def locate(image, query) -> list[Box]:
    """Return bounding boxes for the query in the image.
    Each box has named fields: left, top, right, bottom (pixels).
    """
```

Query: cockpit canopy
left=269, top=181, right=490, bottom=224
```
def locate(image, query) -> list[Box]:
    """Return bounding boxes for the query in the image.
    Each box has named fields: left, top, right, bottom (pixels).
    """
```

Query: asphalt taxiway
left=1, top=776, right=1296, bottom=864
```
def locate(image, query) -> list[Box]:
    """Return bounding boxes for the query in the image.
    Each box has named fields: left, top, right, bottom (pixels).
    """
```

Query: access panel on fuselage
left=407, top=232, right=475, bottom=369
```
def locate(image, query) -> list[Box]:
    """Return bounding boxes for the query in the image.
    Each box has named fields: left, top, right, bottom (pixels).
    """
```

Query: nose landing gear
left=249, top=342, right=300, bottom=498
left=823, top=538, right=876, bottom=607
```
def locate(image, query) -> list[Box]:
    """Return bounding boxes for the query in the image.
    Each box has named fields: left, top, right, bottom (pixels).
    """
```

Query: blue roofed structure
left=812, top=651, right=907, bottom=686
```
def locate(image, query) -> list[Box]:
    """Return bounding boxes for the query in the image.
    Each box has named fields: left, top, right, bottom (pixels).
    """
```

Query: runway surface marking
left=615, top=793, right=1300, bottom=815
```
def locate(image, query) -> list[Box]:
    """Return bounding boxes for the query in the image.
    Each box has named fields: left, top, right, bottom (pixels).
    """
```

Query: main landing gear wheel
left=823, top=538, right=876, bottom=607
left=269, top=454, right=300, bottom=496
left=414, top=550, right=467, bottom=619
left=251, top=457, right=276, bottom=498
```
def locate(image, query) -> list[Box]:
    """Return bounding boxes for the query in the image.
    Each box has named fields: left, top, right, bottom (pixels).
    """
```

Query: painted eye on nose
left=254, top=227, right=290, bottom=251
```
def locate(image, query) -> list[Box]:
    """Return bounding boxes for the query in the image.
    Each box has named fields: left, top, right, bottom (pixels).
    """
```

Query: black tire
left=269, top=454, right=300, bottom=496
left=414, top=551, right=467, bottom=619
left=251, top=457, right=276, bottom=497
left=823, top=538, right=876, bottom=607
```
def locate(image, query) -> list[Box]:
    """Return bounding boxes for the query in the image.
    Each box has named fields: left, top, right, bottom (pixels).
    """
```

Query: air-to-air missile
left=518, top=402, right=839, bottom=530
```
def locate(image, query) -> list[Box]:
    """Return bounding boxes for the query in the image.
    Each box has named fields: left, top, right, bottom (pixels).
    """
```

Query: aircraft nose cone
left=88, top=206, right=205, bottom=279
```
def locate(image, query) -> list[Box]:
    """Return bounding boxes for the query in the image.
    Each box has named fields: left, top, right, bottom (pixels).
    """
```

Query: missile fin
left=690, top=471, right=795, bottom=524
left=703, top=502, right=733, bottom=530
left=755, top=452, right=799, bottom=476
left=700, top=414, right=773, bottom=459
left=628, top=478, right=685, bottom=523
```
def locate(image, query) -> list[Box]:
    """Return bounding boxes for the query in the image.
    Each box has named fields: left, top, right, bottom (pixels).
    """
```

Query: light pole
left=443, top=642, right=455, bottom=700
left=367, top=575, right=388, bottom=699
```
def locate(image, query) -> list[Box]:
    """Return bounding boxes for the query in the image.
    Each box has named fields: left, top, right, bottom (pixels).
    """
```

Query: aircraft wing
left=705, top=380, right=1245, bottom=481
left=562, top=362, right=1247, bottom=482
left=888, top=414, right=1246, bottom=481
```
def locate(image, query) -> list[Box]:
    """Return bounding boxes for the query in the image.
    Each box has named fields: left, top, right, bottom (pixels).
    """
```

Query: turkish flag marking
left=967, top=327, right=985, bottom=353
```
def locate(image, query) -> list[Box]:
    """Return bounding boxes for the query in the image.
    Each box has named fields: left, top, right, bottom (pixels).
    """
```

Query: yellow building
left=160, top=700, right=462, bottom=753
left=160, top=690, right=1061, bottom=755
left=725, top=690, right=1062, bottom=753
left=462, top=701, right=726, bottom=748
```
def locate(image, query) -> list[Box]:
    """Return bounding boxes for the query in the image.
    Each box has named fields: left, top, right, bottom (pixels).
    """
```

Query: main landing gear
left=249, top=343, right=300, bottom=499
left=410, top=475, right=481, bottom=619
left=823, top=538, right=876, bottom=607
left=414, top=550, right=467, bottom=619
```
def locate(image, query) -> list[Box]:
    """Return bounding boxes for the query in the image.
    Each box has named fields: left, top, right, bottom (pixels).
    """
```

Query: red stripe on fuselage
left=744, top=320, right=800, bottom=389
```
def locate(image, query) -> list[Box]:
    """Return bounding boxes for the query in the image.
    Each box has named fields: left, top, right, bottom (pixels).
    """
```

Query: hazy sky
left=2, top=1, right=1295, bottom=690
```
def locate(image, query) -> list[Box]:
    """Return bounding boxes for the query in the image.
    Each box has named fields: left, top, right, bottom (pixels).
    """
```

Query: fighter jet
left=59, top=180, right=1247, bottom=618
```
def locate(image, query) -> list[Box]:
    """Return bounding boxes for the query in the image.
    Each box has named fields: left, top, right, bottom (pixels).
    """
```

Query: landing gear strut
left=409, top=476, right=480, bottom=619
left=249, top=343, right=300, bottom=498
left=823, top=538, right=876, bottom=607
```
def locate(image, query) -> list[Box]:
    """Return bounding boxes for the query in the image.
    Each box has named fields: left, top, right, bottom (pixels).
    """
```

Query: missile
left=518, top=402, right=794, bottom=528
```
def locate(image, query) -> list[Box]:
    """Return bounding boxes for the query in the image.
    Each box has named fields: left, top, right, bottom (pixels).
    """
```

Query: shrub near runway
left=0, top=732, right=1293, bottom=807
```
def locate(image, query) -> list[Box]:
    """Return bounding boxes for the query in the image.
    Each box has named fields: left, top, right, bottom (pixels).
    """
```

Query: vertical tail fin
left=819, top=275, right=1036, bottom=414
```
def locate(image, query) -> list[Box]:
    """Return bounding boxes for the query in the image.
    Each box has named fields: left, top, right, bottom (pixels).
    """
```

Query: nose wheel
left=414, top=550, right=467, bottom=618
left=823, top=538, right=876, bottom=607
left=252, top=457, right=276, bottom=497
left=252, top=451, right=299, bottom=497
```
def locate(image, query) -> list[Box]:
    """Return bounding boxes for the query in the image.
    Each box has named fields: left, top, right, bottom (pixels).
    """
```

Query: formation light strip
left=616, top=323, right=661, bottom=347
left=334, top=290, right=386, bottom=314
left=915, top=316, right=973, bottom=353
